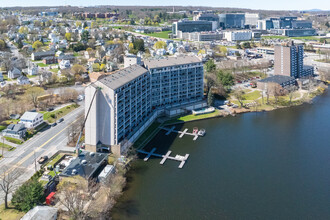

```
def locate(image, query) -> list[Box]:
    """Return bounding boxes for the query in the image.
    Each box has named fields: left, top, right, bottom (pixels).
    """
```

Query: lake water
left=112, top=91, right=330, bottom=220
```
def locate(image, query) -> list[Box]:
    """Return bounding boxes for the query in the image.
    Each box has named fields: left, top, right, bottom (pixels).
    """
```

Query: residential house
left=8, top=67, right=22, bottom=79
left=57, top=54, right=75, bottom=63
left=28, top=64, right=38, bottom=76
left=19, top=111, right=44, bottom=129
left=31, top=51, right=56, bottom=61
left=2, top=123, right=27, bottom=139
left=59, top=60, right=71, bottom=69
left=43, top=56, right=57, bottom=64
left=17, top=75, right=30, bottom=85
left=0, top=71, right=3, bottom=82
left=39, top=71, right=53, bottom=83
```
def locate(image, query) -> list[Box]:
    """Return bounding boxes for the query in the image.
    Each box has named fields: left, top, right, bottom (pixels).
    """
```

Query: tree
left=198, top=49, right=206, bottom=55
left=81, top=30, right=89, bottom=42
left=71, top=64, right=86, bottom=75
left=32, top=40, right=43, bottom=50
left=25, top=87, right=45, bottom=108
left=287, top=85, right=297, bottom=105
left=0, top=39, right=6, bottom=50
left=11, top=177, right=45, bottom=212
left=233, top=89, right=245, bottom=108
left=217, top=70, right=234, bottom=87
left=56, top=176, right=94, bottom=219
left=154, top=41, right=167, bottom=50
left=65, top=32, right=71, bottom=41
left=207, top=89, right=214, bottom=106
left=0, top=168, right=23, bottom=209
left=205, top=59, right=216, bottom=73
left=18, top=26, right=28, bottom=34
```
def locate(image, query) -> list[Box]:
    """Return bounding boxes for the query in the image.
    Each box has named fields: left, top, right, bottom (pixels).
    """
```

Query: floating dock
left=161, top=127, right=200, bottom=141
left=137, top=149, right=189, bottom=168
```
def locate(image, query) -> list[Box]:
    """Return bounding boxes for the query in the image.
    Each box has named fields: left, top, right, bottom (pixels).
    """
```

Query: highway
left=0, top=102, right=84, bottom=200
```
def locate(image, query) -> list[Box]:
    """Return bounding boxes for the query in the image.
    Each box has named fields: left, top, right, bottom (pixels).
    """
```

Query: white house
left=8, top=67, right=22, bottom=79
left=17, top=75, right=30, bottom=85
left=59, top=60, right=71, bottom=69
left=28, top=65, right=38, bottom=76
left=19, top=112, right=44, bottom=129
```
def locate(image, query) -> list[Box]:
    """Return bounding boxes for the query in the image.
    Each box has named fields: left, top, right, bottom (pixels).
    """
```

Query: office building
left=196, top=13, right=220, bottom=30
left=274, top=41, right=313, bottom=78
left=245, top=13, right=260, bottom=27
left=292, top=20, right=313, bottom=29
left=283, top=28, right=316, bottom=37
left=219, top=13, right=245, bottom=29
left=177, top=31, right=223, bottom=41
left=172, top=20, right=213, bottom=36
left=223, top=31, right=252, bottom=41
left=85, top=56, right=205, bottom=154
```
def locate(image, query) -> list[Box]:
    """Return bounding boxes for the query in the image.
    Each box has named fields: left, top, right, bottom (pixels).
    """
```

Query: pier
left=161, top=127, right=200, bottom=141
left=137, top=149, right=189, bottom=168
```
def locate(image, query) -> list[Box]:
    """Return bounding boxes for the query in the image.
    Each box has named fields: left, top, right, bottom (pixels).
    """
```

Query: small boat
left=193, top=127, right=198, bottom=134
left=198, top=129, right=206, bottom=136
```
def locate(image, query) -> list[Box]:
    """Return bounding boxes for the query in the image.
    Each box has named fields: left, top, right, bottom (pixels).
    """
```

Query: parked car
left=38, top=156, right=48, bottom=164
left=47, top=107, right=54, bottom=112
left=51, top=122, right=57, bottom=127
left=58, top=118, right=64, bottom=123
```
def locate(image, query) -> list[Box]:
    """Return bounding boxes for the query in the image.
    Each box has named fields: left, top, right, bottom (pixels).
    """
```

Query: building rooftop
left=98, top=64, right=148, bottom=90
left=259, top=75, right=295, bottom=84
left=21, top=206, right=58, bottom=220
left=5, top=123, right=26, bottom=132
left=60, top=151, right=108, bottom=179
left=20, top=111, right=42, bottom=121
left=144, top=56, right=201, bottom=69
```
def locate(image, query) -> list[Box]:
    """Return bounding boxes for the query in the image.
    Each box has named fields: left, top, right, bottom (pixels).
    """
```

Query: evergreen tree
left=11, top=178, right=45, bottom=212
left=207, top=89, right=214, bottom=107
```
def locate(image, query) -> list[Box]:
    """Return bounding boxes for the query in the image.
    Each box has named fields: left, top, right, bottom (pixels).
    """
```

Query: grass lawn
left=0, top=125, right=5, bottom=132
left=141, top=31, right=172, bottom=39
left=262, top=35, right=320, bottom=41
left=242, top=90, right=261, bottom=100
left=26, top=75, right=38, bottom=78
left=49, top=68, right=59, bottom=73
left=165, top=109, right=221, bottom=125
left=0, top=203, right=25, bottom=220
left=43, top=103, right=79, bottom=123
left=46, top=153, right=65, bottom=167
left=0, top=142, right=16, bottom=151
left=315, top=59, right=330, bottom=63
left=133, top=122, right=161, bottom=148
left=4, top=136, right=23, bottom=145
left=37, top=63, right=49, bottom=67
left=1, top=119, right=19, bottom=125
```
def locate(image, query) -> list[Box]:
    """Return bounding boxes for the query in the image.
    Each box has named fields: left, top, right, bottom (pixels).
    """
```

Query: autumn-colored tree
left=32, top=40, right=43, bottom=50
left=154, top=41, right=167, bottom=50
left=65, top=32, right=71, bottom=41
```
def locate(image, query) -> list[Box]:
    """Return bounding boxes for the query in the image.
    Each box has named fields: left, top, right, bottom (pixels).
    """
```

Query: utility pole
left=34, top=151, right=37, bottom=172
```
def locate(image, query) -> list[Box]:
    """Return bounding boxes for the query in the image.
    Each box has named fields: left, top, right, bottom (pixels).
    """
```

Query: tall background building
left=274, top=42, right=313, bottom=78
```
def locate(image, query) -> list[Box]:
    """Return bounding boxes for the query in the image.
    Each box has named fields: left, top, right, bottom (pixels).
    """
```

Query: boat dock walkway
left=161, top=126, right=199, bottom=141
left=137, top=148, right=190, bottom=168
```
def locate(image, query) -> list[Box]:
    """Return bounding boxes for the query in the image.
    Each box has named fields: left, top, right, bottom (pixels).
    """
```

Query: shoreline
left=111, top=85, right=328, bottom=216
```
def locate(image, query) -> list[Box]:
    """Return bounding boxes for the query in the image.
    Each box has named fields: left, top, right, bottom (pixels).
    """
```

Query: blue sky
left=1, top=0, right=329, bottom=11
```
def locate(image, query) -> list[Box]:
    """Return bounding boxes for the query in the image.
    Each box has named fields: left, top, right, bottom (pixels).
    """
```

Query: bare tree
left=56, top=176, right=96, bottom=220
left=232, top=89, right=245, bottom=108
left=0, top=167, right=23, bottom=209
left=287, top=85, right=297, bottom=105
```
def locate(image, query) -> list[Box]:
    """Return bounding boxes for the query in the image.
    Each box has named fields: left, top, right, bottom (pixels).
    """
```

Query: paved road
left=0, top=102, right=85, bottom=200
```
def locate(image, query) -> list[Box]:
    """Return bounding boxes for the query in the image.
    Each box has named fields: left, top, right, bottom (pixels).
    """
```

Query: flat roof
left=259, top=75, right=295, bottom=84
left=98, top=64, right=148, bottom=90
left=144, top=56, right=201, bottom=69
left=60, top=151, right=108, bottom=179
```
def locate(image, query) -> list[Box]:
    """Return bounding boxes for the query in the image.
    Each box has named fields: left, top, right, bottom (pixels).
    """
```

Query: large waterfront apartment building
left=274, top=41, right=314, bottom=79
left=85, top=56, right=205, bottom=155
